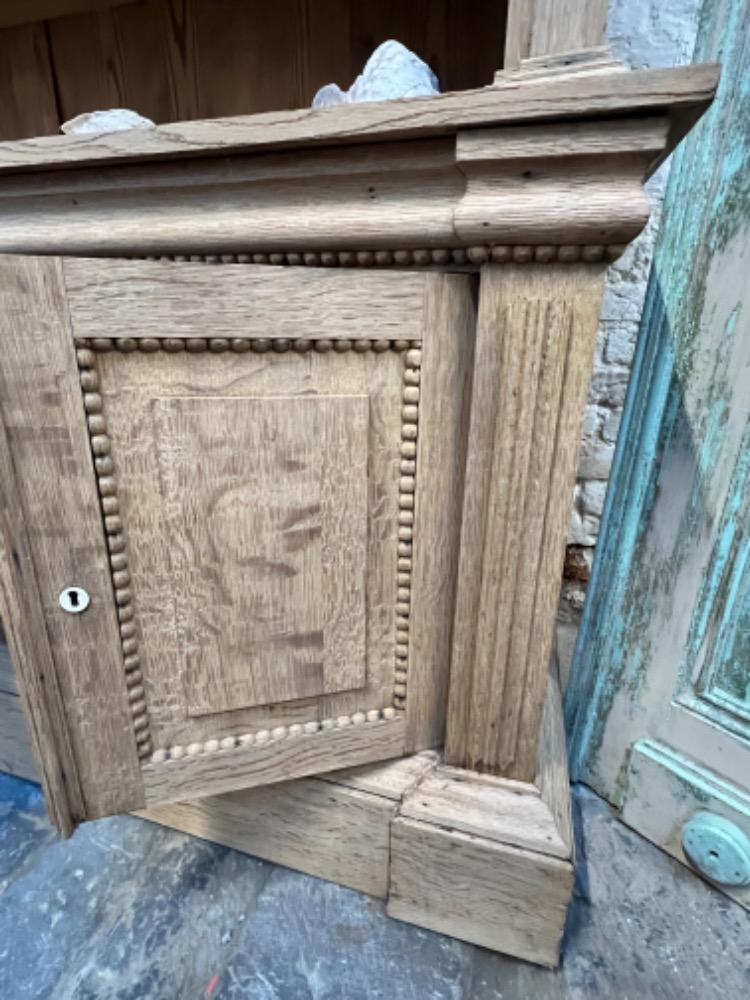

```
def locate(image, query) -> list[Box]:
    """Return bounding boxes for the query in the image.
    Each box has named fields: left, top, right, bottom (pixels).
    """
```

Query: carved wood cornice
left=0, top=64, right=717, bottom=258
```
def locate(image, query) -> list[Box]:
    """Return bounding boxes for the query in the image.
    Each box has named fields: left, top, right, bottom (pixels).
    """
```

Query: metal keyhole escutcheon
left=59, top=586, right=91, bottom=614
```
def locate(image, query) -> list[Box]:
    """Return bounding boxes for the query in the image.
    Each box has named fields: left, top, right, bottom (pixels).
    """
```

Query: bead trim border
left=75, top=336, right=416, bottom=764
left=137, top=244, right=626, bottom=267
left=394, top=346, right=421, bottom=710
left=75, top=345, right=153, bottom=761
left=149, top=706, right=400, bottom=764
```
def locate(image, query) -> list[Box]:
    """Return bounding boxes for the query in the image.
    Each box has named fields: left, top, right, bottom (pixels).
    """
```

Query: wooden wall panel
left=0, top=23, right=59, bottom=139
left=47, top=11, right=125, bottom=120
left=0, top=0, right=508, bottom=141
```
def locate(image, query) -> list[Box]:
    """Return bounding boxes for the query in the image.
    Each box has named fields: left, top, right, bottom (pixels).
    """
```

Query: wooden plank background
left=0, top=0, right=508, bottom=141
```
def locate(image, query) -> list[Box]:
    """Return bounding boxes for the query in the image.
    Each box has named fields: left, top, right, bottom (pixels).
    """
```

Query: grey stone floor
left=0, top=774, right=748, bottom=1000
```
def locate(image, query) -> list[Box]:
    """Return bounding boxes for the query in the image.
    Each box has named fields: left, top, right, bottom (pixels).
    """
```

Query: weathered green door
left=567, top=0, right=750, bottom=906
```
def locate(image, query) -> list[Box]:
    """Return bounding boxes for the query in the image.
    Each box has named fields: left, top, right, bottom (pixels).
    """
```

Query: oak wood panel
left=62, top=259, right=428, bottom=341
left=446, top=265, right=604, bottom=782
left=142, top=715, right=406, bottom=805
left=536, top=661, right=573, bottom=856
left=0, top=65, right=719, bottom=172
left=0, top=423, right=80, bottom=830
left=405, top=273, right=475, bottom=751
left=0, top=23, right=59, bottom=141
left=322, top=749, right=438, bottom=800
left=94, top=332, right=402, bottom=747
left=140, top=775, right=396, bottom=898
left=388, top=816, right=573, bottom=966
left=0, top=137, right=462, bottom=257
left=400, top=769, right=568, bottom=859
left=154, top=394, right=368, bottom=714
left=504, top=0, right=608, bottom=71
left=0, top=255, right=143, bottom=821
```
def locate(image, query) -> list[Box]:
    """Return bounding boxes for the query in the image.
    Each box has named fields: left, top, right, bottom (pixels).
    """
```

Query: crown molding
left=0, top=64, right=717, bottom=258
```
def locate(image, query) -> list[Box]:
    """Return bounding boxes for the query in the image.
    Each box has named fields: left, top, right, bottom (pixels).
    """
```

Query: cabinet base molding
left=1, top=664, right=573, bottom=966
left=142, top=676, right=573, bottom=967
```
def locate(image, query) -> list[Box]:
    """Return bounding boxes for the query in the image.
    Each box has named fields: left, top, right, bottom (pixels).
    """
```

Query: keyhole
left=59, top=586, right=91, bottom=614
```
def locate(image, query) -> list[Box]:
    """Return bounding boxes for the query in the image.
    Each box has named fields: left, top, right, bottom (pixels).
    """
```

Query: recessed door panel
left=153, top=393, right=369, bottom=715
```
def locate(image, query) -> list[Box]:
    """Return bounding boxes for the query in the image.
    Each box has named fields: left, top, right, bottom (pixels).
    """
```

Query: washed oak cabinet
left=0, top=258, right=473, bottom=822
left=0, top=56, right=716, bottom=965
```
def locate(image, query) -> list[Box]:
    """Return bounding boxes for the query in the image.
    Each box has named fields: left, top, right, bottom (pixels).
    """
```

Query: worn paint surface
left=566, top=0, right=750, bottom=845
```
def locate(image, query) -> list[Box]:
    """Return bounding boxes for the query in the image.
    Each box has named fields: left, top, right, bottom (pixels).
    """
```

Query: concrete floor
left=0, top=774, right=748, bottom=1000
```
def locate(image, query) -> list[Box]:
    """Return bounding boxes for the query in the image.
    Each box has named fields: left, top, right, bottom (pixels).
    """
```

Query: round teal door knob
left=682, top=812, right=750, bottom=886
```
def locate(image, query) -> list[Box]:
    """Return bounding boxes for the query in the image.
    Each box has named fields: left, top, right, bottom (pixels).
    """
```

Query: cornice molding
left=0, top=64, right=717, bottom=258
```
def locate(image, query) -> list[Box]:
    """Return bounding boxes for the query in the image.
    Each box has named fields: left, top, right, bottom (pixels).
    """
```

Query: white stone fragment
left=61, top=109, right=156, bottom=135
left=313, top=40, right=439, bottom=108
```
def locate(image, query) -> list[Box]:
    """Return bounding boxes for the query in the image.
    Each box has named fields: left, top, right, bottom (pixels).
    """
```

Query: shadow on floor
left=0, top=774, right=747, bottom=999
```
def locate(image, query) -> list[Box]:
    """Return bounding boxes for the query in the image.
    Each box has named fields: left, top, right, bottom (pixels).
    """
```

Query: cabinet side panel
left=0, top=255, right=143, bottom=819
left=406, top=273, right=476, bottom=751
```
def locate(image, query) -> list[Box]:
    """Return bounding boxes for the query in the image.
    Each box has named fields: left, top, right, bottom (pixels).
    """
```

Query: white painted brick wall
left=558, top=0, right=703, bottom=684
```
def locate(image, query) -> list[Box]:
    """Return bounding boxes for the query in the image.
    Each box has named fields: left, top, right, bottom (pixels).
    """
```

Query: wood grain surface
left=446, top=264, right=604, bottom=782
left=63, top=259, right=429, bottom=340
left=0, top=255, right=143, bottom=822
left=0, top=65, right=718, bottom=172
left=154, top=393, right=368, bottom=714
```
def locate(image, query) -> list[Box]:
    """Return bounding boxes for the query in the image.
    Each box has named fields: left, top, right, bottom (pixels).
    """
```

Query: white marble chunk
left=61, top=109, right=156, bottom=135
left=313, top=40, right=439, bottom=108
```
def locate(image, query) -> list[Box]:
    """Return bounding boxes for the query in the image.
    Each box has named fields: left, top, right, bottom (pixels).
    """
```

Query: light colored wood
left=405, top=273, right=475, bottom=750
left=142, top=716, right=406, bottom=807
left=0, top=255, right=142, bottom=823
left=446, top=265, right=605, bottom=782
left=93, top=336, right=401, bottom=749
left=0, top=690, right=40, bottom=782
left=0, top=66, right=716, bottom=258
left=400, top=769, right=567, bottom=859
left=497, top=47, right=627, bottom=87
left=0, top=65, right=718, bottom=173
left=402, top=671, right=572, bottom=859
left=62, top=259, right=428, bottom=340
left=1, top=257, right=486, bottom=822
left=153, top=393, right=368, bottom=714
left=504, top=0, right=609, bottom=70
left=0, top=126, right=660, bottom=256
left=388, top=817, right=573, bottom=967
left=536, top=659, right=574, bottom=856
left=323, top=750, right=439, bottom=800
left=454, top=117, right=668, bottom=247
left=140, top=776, right=397, bottom=899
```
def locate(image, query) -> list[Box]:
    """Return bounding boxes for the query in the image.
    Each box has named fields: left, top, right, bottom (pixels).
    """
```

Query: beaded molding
left=75, top=335, right=417, bottom=764
left=75, top=344, right=153, bottom=761
left=149, top=706, right=400, bottom=764
left=138, top=244, right=626, bottom=267
left=394, top=345, right=421, bottom=710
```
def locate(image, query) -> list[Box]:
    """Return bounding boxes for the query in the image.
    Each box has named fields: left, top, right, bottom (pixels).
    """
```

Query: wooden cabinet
left=0, top=257, right=472, bottom=821
left=0, top=55, right=717, bottom=964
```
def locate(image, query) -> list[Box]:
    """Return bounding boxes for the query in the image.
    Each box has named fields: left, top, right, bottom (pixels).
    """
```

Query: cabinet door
left=0, top=256, right=473, bottom=833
